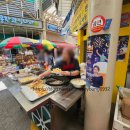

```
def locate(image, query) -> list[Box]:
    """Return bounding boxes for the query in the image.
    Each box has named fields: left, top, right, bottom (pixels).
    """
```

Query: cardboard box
left=122, top=98, right=130, bottom=120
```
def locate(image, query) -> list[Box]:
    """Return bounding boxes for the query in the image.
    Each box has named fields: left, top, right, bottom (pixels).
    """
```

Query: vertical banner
left=60, top=7, right=74, bottom=36
left=86, top=34, right=110, bottom=89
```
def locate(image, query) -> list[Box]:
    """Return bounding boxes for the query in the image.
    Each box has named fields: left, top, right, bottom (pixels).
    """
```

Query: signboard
left=70, top=0, right=88, bottom=32
left=47, top=23, right=61, bottom=33
left=86, top=34, right=110, bottom=90
left=91, top=15, right=106, bottom=33
left=0, top=15, right=43, bottom=29
left=121, top=12, right=130, bottom=23
left=91, top=15, right=112, bottom=33
left=121, top=12, right=130, bottom=27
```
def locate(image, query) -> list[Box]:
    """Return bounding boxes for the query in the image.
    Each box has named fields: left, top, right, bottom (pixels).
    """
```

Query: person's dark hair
left=57, top=48, right=63, bottom=56
left=94, top=65, right=100, bottom=71
left=67, top=49, right=75, bottom=61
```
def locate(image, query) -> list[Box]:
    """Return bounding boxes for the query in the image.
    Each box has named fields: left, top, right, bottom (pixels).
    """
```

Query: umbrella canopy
left=3, top=37, right=21, bottom=48
left=0, top=38, right=10, bottom=48
left=28, top=38, right=38, bottom=44
left=0, top=37, right=38, bottom=49
left=40, top=40, right=56, bottom=51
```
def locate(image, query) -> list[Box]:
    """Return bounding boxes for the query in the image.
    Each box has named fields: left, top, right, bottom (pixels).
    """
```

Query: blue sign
left=0, top=15, right=43, bottom=29
left=47, top=23, right=61, bottom=33
left=103, top=19, right=112, bottom=30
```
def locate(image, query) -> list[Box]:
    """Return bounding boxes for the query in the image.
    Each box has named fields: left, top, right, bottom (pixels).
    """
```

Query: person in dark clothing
left=34, top=48, right=81, bottom=112
left=34, top=48, right=80, bottom=81
left=91, top=65, right=103, bottom=88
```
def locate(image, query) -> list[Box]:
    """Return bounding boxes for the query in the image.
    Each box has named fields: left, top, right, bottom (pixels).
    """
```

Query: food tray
left=45, top=75, right=70, bottom=86
left=18, top=76, right=38, bottom=85
left=14, top=73, right=33, bottom=78
left=31, top=70, right=45, bottom=75
left=21, top=84, right=54, bottom=101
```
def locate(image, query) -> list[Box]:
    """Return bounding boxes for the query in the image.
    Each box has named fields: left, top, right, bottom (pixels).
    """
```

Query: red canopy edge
left=51, top=41, right=77, bottom=49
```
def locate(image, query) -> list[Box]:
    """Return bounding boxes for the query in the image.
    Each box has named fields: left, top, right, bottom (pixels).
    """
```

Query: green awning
left=26, top=0, right=35, bottom=3
left=0, top=38, right=10, bottom=47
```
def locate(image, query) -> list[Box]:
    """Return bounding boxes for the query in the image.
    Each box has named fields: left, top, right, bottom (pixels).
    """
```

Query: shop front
left=71, top=0, right=130, bottom=100
left=71, top=0, right=130, bottom=130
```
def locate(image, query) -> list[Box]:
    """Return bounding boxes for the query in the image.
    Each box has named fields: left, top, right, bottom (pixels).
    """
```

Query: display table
left=4, top=78, right=84, bottom=130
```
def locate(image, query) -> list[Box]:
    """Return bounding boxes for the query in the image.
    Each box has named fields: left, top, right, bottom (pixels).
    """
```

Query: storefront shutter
left=8, top=0, right=22, bottom=17
left=0, top=1, right=8, bottom=15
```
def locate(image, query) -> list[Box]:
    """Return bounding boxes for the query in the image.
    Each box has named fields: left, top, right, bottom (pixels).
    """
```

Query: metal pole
left=26, top=29, right=28, bottom=37
left=2, top=27, right=5, bottom=39
left=32, top=30, right=33, bottom=39
left=13, top=27, right=15, bottom=36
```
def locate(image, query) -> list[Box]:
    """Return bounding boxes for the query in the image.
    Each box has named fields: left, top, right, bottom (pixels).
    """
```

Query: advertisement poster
left=120, top=12, right=130, bottom=27
left=86, top=34, right=110, bottom=89
left=117, top=36, right=129, bottom=61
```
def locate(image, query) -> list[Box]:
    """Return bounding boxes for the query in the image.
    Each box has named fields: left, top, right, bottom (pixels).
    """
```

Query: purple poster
left=86, top=34, right=110, bottom=89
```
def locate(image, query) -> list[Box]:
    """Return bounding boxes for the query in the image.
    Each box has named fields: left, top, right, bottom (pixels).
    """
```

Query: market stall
left=2, top=72, right=84, bottom=130
left=0, top=37, right=85, bottom=130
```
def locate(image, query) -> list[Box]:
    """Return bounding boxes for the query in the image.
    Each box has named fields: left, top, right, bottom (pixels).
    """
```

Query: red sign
left=91, top=15, right=106, bottom=33
left=121, top=12, right=130, bottom=23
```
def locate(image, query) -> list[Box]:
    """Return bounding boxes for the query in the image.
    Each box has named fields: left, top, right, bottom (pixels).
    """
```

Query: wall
left=77, top=3, right=130, bottom=104
left=112, top=3, right=130, bottom=103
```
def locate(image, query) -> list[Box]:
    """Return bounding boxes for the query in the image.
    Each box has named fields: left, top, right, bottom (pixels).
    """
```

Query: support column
left=85, top=0, right=123, bottom=130
left=41, top=16, right=47, bottom=40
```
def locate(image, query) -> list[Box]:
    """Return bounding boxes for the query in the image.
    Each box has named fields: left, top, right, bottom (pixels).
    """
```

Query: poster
left=120, top=12, right=130, bottom=27
left=117, top=36, right=129, bottom=61
left=86, top=34, right=110, bottom=89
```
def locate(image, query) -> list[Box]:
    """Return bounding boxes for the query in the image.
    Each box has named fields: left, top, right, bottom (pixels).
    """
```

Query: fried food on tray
left=35, top=89, right=48, bottom=96
left=51, top=68, right=62, bottom=74
left=28, top=80, right=48, bottom=96
left=29, top=80, right=43, bottom=88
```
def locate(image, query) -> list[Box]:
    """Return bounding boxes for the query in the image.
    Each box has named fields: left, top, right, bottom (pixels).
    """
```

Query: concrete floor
left=0, top=89, right=84, bottom=130
left=0, top=78, right=84, bottom=130
left=0, top=89, right=30, bottom=130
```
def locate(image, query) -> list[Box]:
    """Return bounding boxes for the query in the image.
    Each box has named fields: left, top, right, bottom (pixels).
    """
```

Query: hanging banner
left=70, top=0, right=88, bottom=33
left=86, top=34, right=110, bottom=90
left=60, top=7, right=74, bottom=36
left=117, top=36, right=129, bottom=61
